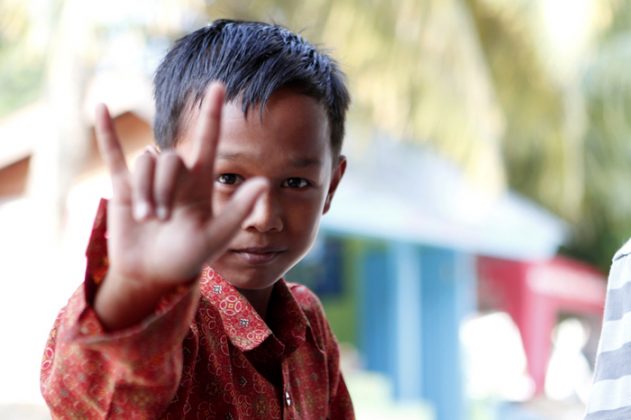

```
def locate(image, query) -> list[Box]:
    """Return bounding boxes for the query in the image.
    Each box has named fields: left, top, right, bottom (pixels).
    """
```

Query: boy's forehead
left=188, top=88, right=325, bottom=120
left=180, top=90, right=329, bottom=136
left=175, top=90, right=332, bottom=159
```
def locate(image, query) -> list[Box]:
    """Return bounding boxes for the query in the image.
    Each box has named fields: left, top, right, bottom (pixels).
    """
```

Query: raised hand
left=93, top=83, right=267, bottom=330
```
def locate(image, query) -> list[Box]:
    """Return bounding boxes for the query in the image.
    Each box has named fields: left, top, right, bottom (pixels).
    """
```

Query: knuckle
left=153, top=184, right=171, bottom=204
left=159, top=152, right=184, bottom=170
left=134, top=152, right=155, bottom=169
left=132, top=167, right=149, bottom=186
left=159, top=149, right=178, bottom=159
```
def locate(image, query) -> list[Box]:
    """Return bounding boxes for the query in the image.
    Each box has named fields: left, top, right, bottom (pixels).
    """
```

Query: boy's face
left=177, top=89, right=345, bottom=291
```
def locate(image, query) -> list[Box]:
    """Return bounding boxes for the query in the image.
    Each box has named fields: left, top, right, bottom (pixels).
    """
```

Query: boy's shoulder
left=285, top=281, right=331, bottom=333
left=286, top=282, right=325, bottom=314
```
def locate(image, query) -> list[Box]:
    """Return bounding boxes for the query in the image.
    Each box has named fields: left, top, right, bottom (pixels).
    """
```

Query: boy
left=41, top=19, right=353, bottom=419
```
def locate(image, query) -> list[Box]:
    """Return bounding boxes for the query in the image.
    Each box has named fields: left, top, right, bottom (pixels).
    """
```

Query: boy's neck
left=236, top=286, right=275, bottom=320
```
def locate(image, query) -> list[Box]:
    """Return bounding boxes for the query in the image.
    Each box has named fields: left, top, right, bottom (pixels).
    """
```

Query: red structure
left=477, top=256, right=606, bottom=395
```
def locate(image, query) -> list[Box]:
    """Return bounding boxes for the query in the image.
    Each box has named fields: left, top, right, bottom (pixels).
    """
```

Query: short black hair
left=153, top=19, right=350, bottom=155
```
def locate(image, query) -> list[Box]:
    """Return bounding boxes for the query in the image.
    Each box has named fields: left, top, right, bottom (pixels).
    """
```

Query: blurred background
left=2, top=0, right=631, bottom=418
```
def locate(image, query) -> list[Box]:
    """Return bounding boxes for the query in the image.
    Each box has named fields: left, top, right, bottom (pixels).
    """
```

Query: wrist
left=94, top=270, right=181, bottom=331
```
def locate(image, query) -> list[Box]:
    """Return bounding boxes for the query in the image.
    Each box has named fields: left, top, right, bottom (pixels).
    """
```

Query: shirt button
left=284, top=391, right=292, bottom=406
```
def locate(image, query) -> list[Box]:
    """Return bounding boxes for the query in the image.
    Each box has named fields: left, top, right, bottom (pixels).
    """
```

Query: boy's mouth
left=230, top=247, right=286, bottom=265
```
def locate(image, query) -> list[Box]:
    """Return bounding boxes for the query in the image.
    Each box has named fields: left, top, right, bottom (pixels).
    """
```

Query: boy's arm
left=41, top=278, right=200, bottom=418
left=92, top=82, right=266, bottom=330
left=294, top=285, right=355, bottom=418
left=324, top=320, right=355, bottom=418
left=40, top=199, right=202, bottom=418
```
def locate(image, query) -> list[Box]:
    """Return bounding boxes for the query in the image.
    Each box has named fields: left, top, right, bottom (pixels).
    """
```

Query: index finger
left=190, top=82, right=225, bottom=176
left=95, top=103, right=131, bottom=201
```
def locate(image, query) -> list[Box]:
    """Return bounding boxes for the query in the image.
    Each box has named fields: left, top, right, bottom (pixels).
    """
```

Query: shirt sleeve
left=585, top=239, right=631, bottom=420
left=40, top=199, right=200, bottom=419
left=322, top=315, right=355, bottom=419
left=293, top=284, right=355, bottom=419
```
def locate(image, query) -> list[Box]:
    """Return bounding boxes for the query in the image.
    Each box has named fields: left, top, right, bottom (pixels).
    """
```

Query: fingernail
left=157, top=206, right=168, bottom=220
left=134, top=202, right=150, bottom=221
left=144, top=145, right=160, bottom=155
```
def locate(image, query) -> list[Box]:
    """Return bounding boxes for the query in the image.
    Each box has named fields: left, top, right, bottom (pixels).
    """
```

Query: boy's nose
left=242, top=189, right=284, bottom=233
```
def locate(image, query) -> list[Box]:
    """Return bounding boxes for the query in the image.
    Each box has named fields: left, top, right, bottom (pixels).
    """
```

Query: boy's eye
left=217, top=174, right=243, bottom=185
left=283, top=177, right=310, bottom=189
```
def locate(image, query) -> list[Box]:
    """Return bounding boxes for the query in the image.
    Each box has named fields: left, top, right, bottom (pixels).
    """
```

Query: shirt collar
left=199, top=266, right=308, bottom=353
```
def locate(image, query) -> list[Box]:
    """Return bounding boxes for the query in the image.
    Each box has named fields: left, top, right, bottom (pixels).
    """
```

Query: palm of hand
left=95, top=83, right=266, bottom=290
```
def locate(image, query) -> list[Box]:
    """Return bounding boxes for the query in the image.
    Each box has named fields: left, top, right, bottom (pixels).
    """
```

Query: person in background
left=585, top=239, right=631, bottom=419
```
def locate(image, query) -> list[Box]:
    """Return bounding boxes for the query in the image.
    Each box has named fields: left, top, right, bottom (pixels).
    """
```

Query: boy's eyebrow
left=217, top=152, right=322, bottom=167
left=290, top=157, right=322, bottom=167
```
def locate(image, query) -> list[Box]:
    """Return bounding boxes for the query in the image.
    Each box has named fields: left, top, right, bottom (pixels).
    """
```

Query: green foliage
left=467, top=0, right=570, bottom=212
left=466, top=0, right=631, bottom=270
left=0, top=49, right=44, bottom=117
left=0, top=1, right=46, bottom=116
left=570, top=1, right=631, bottom=269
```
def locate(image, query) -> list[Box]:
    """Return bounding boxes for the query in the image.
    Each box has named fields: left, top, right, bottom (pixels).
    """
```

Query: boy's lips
left=230, top=246, right=286, bottom=265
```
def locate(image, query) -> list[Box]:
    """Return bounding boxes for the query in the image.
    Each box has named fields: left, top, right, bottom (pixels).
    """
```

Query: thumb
left=204, top=178, right=268, bottom=253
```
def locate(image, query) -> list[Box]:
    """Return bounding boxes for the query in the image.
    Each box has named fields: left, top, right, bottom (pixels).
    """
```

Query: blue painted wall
left=418, top=247, right=476, bottom=420
left=357, top=241, right=476, bottom=420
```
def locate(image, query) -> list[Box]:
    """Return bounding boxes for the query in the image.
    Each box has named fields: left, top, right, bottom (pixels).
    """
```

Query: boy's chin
left=213, top=266, right=283, bottom=291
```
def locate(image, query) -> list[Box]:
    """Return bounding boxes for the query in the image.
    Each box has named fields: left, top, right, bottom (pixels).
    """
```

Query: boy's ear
left=323, top=155, right=347, bottom=214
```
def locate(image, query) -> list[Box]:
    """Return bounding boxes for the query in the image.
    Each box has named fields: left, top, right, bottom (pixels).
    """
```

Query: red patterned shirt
left=40, top=201, right=354, bottom=419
